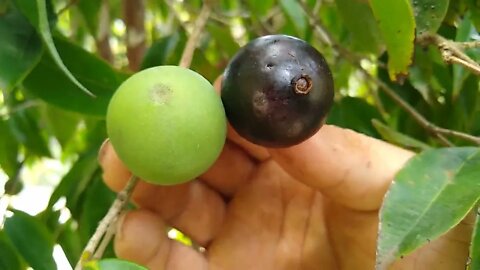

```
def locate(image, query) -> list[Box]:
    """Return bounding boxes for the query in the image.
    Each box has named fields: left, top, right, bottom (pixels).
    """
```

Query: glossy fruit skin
left=106, top=66, right=226, bottom=185
left=221, top=35, right=334, bottom=147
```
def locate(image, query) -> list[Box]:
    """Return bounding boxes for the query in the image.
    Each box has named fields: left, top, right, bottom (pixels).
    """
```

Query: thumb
left=268, top=125, right=414, bottom=211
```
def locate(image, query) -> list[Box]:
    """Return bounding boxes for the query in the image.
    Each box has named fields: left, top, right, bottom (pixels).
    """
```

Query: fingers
left=200, top=141, right=257, bottom=196
left=99, top=140, right=225, bottom=246
left=115, top=209, right=208, bottom=270
left=269, top=125, right=415, bottom=211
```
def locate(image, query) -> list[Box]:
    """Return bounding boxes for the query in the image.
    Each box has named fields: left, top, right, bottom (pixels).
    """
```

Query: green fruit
left=106, top=66, right=226, bottom=185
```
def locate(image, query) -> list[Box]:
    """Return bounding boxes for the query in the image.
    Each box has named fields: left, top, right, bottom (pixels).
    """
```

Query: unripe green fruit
left=106, top=66, right=227, bottom=185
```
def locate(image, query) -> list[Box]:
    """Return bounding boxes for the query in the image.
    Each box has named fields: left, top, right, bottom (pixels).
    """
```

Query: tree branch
left=123, top=0, right=146, bottom=71
left=179, top=4, right=212, bottom=68
left=74, top=175, right=139, bottom=270
left=95, top=0, right=114, bottom=63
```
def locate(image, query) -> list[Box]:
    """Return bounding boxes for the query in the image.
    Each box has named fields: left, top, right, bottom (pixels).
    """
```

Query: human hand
left=98, top=79, right=472, bottom=270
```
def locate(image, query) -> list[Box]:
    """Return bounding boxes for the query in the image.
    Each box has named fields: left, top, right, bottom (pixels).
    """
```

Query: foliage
left=0, top=0, right=479, bottom=269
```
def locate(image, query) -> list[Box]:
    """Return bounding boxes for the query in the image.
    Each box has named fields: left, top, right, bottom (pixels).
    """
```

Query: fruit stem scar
left=292, top=74, right=312, bottom=95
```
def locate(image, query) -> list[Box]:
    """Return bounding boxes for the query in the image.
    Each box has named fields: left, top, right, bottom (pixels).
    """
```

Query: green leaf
left=4, top=210, right=57, bottom=270
left=0, top=7, right=43, bottom=91
left=35, top=0, right=95, bottom=97
left=0, top=118, right=19, bottom=177
left=377, top=147, right=480, bottom=269
left=372, top=119, right=431, bottom=151
left=48, top=149, right=99, bottom=214
left=468, top=207, right=480, bottom=270
left=335, top=0, right=382, bottom=54
left=466, top=0, right=480, bottom=31
left=279, top=0, right=307, bottom=37
left=140, top=32, right=184, bottom=70
left=326, top=97, right=382, bottom=138
left=84, top=259, right=148, bottom=270
left=369, top=0, right=416, bottom=81
left=77, top=0, right=102, bottom=35
left=412, top=0, right=450, bottom=35
left=244, top=0, right=274, bottom=16
left=23, top=36, right=126, bottom=116
left=57, top=219, right=83, bottom=267
left=79, top=173, right=116, bottom=242
left=8, top=107, right=51, bottom=157
left=11, top=0, right=56, bottom=28
left=43, top=104, right=80, bottom=147
left=207, top=22, right=240, bottom=57
left=0, top=231, right=24, bottom=270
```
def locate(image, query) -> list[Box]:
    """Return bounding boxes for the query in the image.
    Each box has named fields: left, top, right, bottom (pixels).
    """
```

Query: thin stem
left=447, top=55, right=480, bottom=76
left=75, top=175, right=139, bottom=270
left=457, top=41, right=480, bottom=49
left=179, top=4, right=212, bottom=68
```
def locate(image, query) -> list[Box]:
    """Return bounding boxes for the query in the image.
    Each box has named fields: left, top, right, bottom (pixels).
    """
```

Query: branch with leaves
left=299, top=1, right=480, bottom=147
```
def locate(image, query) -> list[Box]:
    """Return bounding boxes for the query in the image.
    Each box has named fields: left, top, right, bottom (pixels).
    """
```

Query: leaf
left=279, top=0, right=307, bottom=37
left=0, top=231, right=24, bottom=270
left=23, top=36, right=126, bottom=117
left=244, top=0, right=274, bottom=16
left=47, top=149, right=99, bottom=214
left=0, top=118, right=19, bottom=178
left=4, top=210, right=57, bottom=270
left=84, top=259, right=148, bottom=270
left=57, top=219, right=83, bottom=267
left=140, top=32, right=184, bottom=70
left=207, top=22, right=240, bottom=57
left=468, top=207, right=480, bottom=270
left=77, top=0, right=102, bottom=35
left=326, top=97, right=382, bottom=138
left=78, top=173, right=116, bottom=242
left=412, top=0, right=450, bottom=35
left=8, top=107, right=51, bottom=157
left=335, top=0, right=382, bottom=54
left=369, top=0, right=416, bottom=81
left=372, top=119, right=431, bottom=151
left=0, top=6, right=43, bottom=91
left=466, top=0, right=480, bottom=31
left=376, top=147, right=480, bottom=269
left=43, top=104, right=80, bottom=147
left=13, top=0, right=95, bottom=96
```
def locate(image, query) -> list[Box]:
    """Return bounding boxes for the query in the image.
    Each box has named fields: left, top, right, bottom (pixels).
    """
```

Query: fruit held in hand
left=221, top=35, right=334, bottom=147
left=106, top=66, right=226, bottom=185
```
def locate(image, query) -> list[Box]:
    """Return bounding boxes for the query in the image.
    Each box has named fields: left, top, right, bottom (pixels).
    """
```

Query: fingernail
left=98, top=138, right=111, bottom=166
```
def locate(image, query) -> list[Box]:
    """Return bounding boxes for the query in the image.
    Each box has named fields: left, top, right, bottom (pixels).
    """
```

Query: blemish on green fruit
left=106, top=65, right=227, bottom=185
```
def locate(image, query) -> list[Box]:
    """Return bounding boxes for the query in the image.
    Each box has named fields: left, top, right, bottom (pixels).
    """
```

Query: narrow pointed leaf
left=36, top=0, right=94, bottom=97
left=84, top=258, right=148, bottom=270
left=372, top=119, right=431, bottom=151
left=369, top=0, right=416, bottom=81
left=377, top=147, right=480, bottom=269
left=412, top=0, right=450, bottom=35
left=0, top=7, right=42, bottom=91
left=4, top=210, right=57, bottom=270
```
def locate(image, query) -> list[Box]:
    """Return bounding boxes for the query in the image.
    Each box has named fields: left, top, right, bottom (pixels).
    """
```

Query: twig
left=445, top=54, right=480, bottom=76
left=419, top=34, right=480, bottom=74
left=179, top=4, right=212, bottom=68
left=299, top=0, right=480, bottom=146
left=92, top=217, right=118, bottom=260
left=457, top=41, right=480, bottom=49
left=74, top=175, right=139, bottom=270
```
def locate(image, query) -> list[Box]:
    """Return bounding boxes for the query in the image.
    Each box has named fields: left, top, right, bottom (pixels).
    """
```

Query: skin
left=98, top=78, right=473, bottom=270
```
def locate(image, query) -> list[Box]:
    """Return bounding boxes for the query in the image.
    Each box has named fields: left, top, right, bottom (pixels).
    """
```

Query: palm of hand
left=99, top=124, right=471, bottom=270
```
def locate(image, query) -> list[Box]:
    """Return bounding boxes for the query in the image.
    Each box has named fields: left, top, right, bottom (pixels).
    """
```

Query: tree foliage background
left=1, top=0, right=480, bottom=269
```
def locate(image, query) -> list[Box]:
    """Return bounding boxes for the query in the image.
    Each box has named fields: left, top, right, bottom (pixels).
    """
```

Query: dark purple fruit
left=221, top=35, right=334, bottom=147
